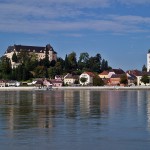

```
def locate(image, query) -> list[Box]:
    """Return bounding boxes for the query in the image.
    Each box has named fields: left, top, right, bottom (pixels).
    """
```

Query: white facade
left=4, top=44, right=57, bottom=68
left=64, top=73, right=76, bottom=85
left=147, top=52, right=150, bottom=72
left=79, top=72, right=93, bottom=85
left=137, top=75, right=150, bottom=86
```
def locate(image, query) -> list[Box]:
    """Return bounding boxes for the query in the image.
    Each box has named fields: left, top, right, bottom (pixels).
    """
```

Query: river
left=0, top=90, right=150, bottom=150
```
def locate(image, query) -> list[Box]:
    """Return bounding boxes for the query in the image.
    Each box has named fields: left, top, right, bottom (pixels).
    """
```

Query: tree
left=78, top=52, right=89, bottom=70
left=48, top=67, right=57, bottom=79
left=12, top=52, right=18, bottom=63
left=16, top=65, right=23, bottom=81
left=68, top=52, right=77, bottom=70
left=50, top=60, right=56, bottom=67
left=54, top=62, right=63, bottom=75
left=78, top=52, right=89, bottom=63
left=142, top=64, right=147, bottom=72
left=34, top=66, right=47, bottom=78
left=93, top=75, right=104, bottom=86
left=87, top=55, right=101, bottom=72
left=74, top=79, right=79, bottom=84
left=80, top=77, right=87, bottom=85
left=64, top=55, right=70, bottom=72
left=101, top=59, right=109, bottom=71
left=120, top=74, right=128, bottom=85
left=43, top=44, right=50, bottom=67
left=0, top=56, right=12, bottom=79
left=140, top=74, right=149, bottom=85
left=17, top=49, right=29, bottom=63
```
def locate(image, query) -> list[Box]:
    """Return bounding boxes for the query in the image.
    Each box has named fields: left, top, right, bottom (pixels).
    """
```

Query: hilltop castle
left=4, top=44, right=57, bottom=68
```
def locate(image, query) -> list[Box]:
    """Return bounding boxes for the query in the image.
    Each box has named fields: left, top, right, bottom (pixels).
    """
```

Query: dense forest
left=0, top=48, right=111, bottom=81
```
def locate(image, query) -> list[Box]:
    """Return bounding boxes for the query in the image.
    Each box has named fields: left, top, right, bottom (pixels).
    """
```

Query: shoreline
left=0, top=86, right=150, bottom=91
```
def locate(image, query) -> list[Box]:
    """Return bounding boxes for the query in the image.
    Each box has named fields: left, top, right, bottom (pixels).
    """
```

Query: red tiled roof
left=99, top=71, right=109, bottom=75
left=109, top=69, right=125, bottom=74
left=83, top=72, right=95, bottom=77
left=126, top=70, right=142, bottom=76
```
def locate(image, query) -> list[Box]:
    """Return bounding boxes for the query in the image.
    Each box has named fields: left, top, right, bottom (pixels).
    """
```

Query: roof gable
left=5, top=44, right=57, bottom=54
left=99, top=71, right=109, bottom=75
left=111, top=74, right=121, bottom=78
left=83, top=72, right=95, bottom=77
left=109, top=69, right=125, bottom=74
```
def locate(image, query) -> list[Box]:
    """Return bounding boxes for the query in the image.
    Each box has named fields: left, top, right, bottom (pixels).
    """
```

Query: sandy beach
left=0, top=86, right=150, bottom=91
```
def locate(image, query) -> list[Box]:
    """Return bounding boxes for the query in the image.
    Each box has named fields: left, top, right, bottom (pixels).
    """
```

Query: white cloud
left=108, top=15, right=150, bottom=25
left=0, top=0, right=150, bottom=35
left=0, top=16, right=149, bottom=34
left=116, top=0, right=150, bottom=5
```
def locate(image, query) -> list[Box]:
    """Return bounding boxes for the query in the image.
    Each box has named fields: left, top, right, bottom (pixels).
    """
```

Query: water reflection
left=146, top=91, right=150, bottom=130
left=0, top=90, right=150, bottom=130
left=0, top=90, right=150, bottom=150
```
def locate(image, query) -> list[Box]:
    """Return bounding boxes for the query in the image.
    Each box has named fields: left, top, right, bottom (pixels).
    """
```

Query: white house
left=79, top=72, right=95, bottom=85
left=127, top=70, right=150, bottom=86
left=137, top=74, right=150, bottom=86
left=108, top=69, right=125, bottom=78
left=64, top=73, right=78, bottom=86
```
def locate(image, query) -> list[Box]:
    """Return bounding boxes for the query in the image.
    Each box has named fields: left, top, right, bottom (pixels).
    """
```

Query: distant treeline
left=0, top=50, right=111, bottom=81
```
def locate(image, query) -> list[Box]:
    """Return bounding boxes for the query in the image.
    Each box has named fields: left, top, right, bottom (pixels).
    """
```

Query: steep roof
left=64, top=73, right=79, bottom=79
left=111, top=74, right=122, bottom=78
left=99, top=71, right=109, bottom=75
left=126, top=70, right=142, bottom=76
left=109, top=69, right=125, bottom=74
left=5, top=44, right=57, bottom=54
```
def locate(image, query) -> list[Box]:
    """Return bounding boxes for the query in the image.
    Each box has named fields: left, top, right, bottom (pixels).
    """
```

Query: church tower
left=147, top=50, right=150, bottom=72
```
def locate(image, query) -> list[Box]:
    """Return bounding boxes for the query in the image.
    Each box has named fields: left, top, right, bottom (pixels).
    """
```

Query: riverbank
left=54, top=86, right=150, bottom=90
left=0, top=85, right=150, bottom=91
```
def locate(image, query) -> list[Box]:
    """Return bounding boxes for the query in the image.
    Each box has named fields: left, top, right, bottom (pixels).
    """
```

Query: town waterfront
left=0, top=89, right=150, bottom=150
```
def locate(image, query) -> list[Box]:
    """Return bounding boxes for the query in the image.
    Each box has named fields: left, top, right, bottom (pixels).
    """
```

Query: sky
left=0, top=0, right=150, bottom=71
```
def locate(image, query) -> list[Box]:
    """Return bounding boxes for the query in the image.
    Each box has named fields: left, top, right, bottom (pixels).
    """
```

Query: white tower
left=147, top=50, right=150, bottom=72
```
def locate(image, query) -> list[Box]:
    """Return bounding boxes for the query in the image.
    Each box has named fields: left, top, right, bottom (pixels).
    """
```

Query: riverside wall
left=1, top=86, right=150, bottom=91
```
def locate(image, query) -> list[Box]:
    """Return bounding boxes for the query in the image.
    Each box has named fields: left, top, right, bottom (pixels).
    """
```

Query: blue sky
left=0, top=0, right=150, bottom=71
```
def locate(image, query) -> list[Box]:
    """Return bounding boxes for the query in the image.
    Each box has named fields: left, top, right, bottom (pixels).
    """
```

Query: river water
left=0, top=90, right=150, bottom=150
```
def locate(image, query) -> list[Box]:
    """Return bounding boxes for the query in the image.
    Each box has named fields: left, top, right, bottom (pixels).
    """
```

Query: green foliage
left=48, top=67, right=57, bottom=79
left=0, top=56, right=12, bottom=79
left=101, top=59, right=109, bottom=71
left=64, top=55, right=70, bottom=72
left=78, top=52, right=89, bottom=70
left=50, top=60, right=56, bottom=67
left=12, top=52, right=18, bottom=63
left=74, top=79, right=79, bottom=84
left=140, top=74, right=149, bottom=85
left=17, top=49, right=29, bottom=63
left=142, top=64, right=147, bottom=72
left=0, top=46, right=111, bottom=82
left=34, top=66, right=47, bottom=78
left=80, top=77, right=87, bottom=85
left=67, top=52, right=77, bottom=71
left=87, top=54, right=101, bottom=73
left=120, top=74, right=128, bottom=85
left=93, top=75, right=104, bottom=86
